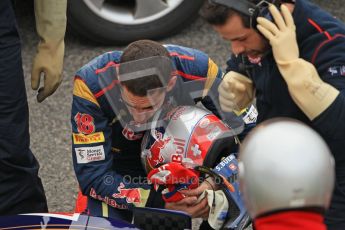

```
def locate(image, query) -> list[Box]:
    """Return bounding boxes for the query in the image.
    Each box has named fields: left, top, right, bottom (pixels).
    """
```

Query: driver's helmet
left=141, top=105, right=251, bottom=229
left=141, top=105, right=236, bottom=173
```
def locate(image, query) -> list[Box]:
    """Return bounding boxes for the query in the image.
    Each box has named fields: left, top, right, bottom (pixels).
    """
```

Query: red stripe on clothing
left=308, top=19, right=332, bottom=40
left=94, top=61, right=120, bottom=98
left=169, top=52, right=195, bottom=61
left=94, top=79, right=120, bottom=98
left=176, top=70, right=206, bottom=81
left=324, top=31, right=332, bottom=40
left=311, top=34, right=345, bottom=64
left=308, top=19, right=323, bottom=33
left=95, top=61, right=119, bottom=74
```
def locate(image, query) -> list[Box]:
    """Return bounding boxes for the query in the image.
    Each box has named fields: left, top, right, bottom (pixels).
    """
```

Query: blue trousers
left=0, top=0, right=47, bottom=214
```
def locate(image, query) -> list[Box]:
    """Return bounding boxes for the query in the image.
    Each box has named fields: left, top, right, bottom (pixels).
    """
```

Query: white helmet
left=238, top=118, right=335, bottom=218
left=141, top=106, right=236, bottom=173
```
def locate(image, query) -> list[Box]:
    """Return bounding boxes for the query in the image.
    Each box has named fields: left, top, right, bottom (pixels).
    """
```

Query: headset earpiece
left=210, top=0, right=281, bottom=28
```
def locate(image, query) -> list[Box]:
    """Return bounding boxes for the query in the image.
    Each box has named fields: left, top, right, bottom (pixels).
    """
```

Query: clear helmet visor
left=98, top=56, right=244, bottom=134
left=98, top=56, right=178, bottom=132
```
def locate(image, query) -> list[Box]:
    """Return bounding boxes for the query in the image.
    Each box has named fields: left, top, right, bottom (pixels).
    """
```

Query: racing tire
left=67, top=0, right=205, bottom=45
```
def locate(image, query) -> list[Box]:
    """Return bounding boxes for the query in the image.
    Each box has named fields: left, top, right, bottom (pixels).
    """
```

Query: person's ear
left=166, top=76, right=177, bottom=92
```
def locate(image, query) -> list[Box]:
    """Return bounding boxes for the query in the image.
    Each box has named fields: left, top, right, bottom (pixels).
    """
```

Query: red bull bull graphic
left=112, top=183, right=141, bottom=204
left=146, top=130, right=172, bottom=170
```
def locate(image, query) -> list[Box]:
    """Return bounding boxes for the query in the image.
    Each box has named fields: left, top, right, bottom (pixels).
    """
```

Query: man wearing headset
left=200, top=0, right=345, bottom=229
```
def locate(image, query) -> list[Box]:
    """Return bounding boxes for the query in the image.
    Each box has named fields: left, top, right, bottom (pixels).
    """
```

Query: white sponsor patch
left=328, top=66, right=345, bottom=77
left=341, top=66, right=345, bottom=76
left=242, top=105, right=258, bottom=124
left=75, top=145, right=105, bottom=164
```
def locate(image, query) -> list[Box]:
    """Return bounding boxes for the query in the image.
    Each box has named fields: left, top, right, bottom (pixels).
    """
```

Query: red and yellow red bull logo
left=112, top=183, right=141, bottom=204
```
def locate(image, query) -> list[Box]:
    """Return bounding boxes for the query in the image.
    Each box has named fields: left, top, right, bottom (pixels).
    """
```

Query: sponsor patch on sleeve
left=73, top=132, right=105, bottom=144
left=328, top=66, right=345, bottom=77
left=242, top=104, right=258, bottom=125
left=75, top=145, right=105, bottom=164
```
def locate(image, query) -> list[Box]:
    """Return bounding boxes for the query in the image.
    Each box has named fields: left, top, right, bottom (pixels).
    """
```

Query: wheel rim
left=83, top=0, right=185, bottom=25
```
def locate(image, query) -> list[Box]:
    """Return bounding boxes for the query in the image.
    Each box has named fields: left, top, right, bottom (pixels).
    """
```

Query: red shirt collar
left=254, top=211, right=326, bottom=230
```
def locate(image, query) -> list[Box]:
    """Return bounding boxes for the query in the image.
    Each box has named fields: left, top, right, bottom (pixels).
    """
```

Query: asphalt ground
left=14, top=0, right=344, bottom=226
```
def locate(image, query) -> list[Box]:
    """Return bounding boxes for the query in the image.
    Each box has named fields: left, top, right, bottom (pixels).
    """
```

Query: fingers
left=218, top=80, right=233, bottom=100
left=229, top=78, right=246, bottom=95
left=219, top=72, right=253, bottom=112
left=36, top=74, right=60, bottom=102
left=37, top=88, right=51, bottom=103
left=256, top=17, right=278, bottom=40
left=219, top=85, right=237, bottom=109
left=176, top=196, right=198, bottom=206
left=165, top=197, right=209, bottom=218
left=180, top=187, right=203, bottom=197
left=268, top=4, right=286, bottom=31
left=31, top=63, right=61, bottom=102
left=257, top=24, right=274, bottom=42
left=219, top=94, right=236, bottom=109
left=280, top=4, right=295, bottom=29
left=219, top=91, right=236, bottom=113
left=164, top=196, right=197, bottom=210
left=180, top=180, right=214, bottom=197
left=31, top=65, right=42, bottom=90
left=219, top=78, right=238, bottom=112
left=257, top=4, right=294, bottom=39
left=189, top=198, right=209, bottom=218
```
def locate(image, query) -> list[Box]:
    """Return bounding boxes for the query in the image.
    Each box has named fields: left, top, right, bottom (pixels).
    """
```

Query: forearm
left=34, top=0, right=67, bottom=44
left=75, top=164, right=151, bottom=209
left=313, top=92, right=345, bottom=139
left=278, top=59, right=339, bottom=120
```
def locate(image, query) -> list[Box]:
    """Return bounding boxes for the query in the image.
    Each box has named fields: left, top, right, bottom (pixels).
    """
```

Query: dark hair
left=200, top=0, right=283, bottom=28
left=200, top=1, right=251, bottom=28
left=120, top=40, right=171, bottom=96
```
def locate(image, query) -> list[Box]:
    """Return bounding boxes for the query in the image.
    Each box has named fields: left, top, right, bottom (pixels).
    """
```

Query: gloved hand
left=218, top=71, right=254, bottom=113
left=257, top=4, right=339, bottom=120
left=32, top=0, right=67, bottom=102
left=195, top=154, right=251, bottom=230
left=198, top=190, right=229, bottom=230
left=256, top=4, right=299, bottom=64
left=147, top=162, right=199, bottom=202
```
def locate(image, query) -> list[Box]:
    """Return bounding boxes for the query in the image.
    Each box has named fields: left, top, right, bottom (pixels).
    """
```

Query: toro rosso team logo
left=112, top=183, right=141, bottom=204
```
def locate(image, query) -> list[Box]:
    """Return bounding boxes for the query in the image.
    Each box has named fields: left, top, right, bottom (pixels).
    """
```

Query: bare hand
left=165, top=196, right=209, bottom=218
left=179, top=180, right=214, bottom=197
